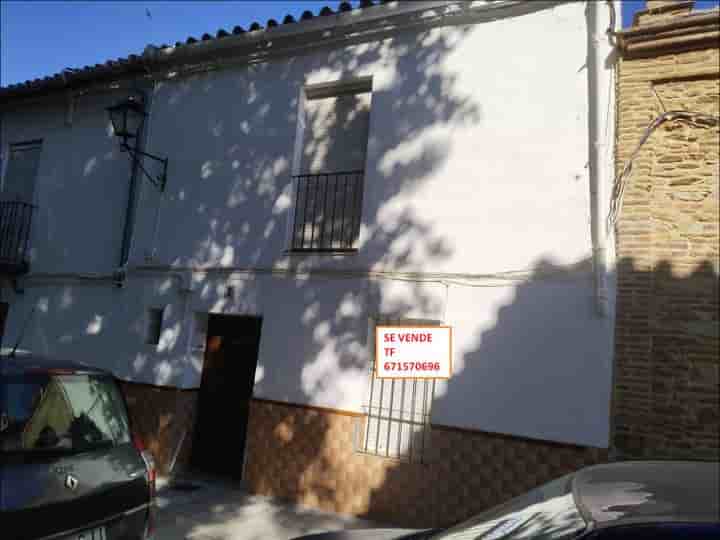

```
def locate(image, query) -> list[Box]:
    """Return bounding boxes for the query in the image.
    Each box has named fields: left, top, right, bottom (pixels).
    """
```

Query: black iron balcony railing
left=291, top=170, right=364, bottom=252
left=0, top=200, right=35, bottom=274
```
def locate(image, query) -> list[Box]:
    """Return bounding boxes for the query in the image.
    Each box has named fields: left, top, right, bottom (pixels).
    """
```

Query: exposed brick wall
left=613, top=2, right=719, bottom=460
left=119, top=381, right=198, bottom=474
left=244, top=399, right=606, bottom=529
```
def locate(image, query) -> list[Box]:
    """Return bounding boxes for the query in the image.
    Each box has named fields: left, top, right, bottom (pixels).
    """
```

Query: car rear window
left=0, top=374, right=131, bottom=454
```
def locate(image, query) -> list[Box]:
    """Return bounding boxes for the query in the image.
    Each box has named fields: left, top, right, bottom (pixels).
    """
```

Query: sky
left=1, top=0, right=719, bottom=87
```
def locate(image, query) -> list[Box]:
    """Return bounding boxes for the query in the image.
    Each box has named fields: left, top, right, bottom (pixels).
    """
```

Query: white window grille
left=358, top=317, right=439, bottom=462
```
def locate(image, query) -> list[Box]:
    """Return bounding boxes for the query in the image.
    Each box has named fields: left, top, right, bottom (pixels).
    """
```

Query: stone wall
left=613, top=1, right=719, bottom=460
left=244, top=399, right=606, bottom=529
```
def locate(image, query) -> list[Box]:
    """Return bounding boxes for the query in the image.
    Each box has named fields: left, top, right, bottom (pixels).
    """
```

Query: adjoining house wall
left=0, top=92, right=134, bottom=274
left=613, top=1, right=720, bottom=460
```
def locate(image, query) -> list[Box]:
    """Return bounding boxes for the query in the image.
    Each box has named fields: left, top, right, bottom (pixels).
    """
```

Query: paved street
left=154, top=476, right=381, bottom=540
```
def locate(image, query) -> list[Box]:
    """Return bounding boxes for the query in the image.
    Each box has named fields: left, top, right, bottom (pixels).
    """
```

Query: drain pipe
left=116, top=87, right=147, bottom=279
left=116, top=78, right=160, bottom=282
left=587, top=0, right=616, bottom=317
left=169, top=267, right=195, bottom=475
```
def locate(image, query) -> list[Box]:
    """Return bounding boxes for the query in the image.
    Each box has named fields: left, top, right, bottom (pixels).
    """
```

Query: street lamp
left=107, top=96, right=146, bottom=146
left=107, top=95, right=168, bottom=191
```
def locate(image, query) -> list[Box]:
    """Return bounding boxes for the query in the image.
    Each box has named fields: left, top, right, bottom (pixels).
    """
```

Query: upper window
left=1, top=140, right=42, bottom=203
left=291, top=79, right=372, bottom=252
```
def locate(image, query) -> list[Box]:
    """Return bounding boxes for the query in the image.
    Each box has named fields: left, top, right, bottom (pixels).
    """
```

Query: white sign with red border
left=375, top=326, right=452, bottom=379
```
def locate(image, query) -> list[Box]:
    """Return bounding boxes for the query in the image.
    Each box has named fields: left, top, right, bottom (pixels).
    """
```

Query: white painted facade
left=1, top=1, right=618, bottom=448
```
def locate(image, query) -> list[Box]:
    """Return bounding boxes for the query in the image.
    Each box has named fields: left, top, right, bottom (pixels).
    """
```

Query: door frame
left=192, top=312, right=263, bottom=481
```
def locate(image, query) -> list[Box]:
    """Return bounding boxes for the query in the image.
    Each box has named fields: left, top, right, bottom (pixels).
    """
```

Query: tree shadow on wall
left=9, top=1, right=719, bottom=537
left=134, top=4, right=484, bottom=533
left=612, top=258, right=719, bottom=461
left=361, top=255, right=718, bottom=530
left=10, top=0, right=481, bottom=491
left=149, top=253, right=719, bottom=538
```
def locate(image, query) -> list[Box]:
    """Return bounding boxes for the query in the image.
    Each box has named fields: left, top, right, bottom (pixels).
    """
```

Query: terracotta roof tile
left=1, top=1, right=388, bottom=96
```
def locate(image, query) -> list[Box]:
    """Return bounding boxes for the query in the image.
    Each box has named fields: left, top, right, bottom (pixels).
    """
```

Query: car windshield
left=0, top=373, right=131, bottom=454
left=431, top=474, right=586, bottom=540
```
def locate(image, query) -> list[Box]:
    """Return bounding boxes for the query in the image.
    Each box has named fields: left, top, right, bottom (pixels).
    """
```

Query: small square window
left=145, top=308, right=164, bottom=345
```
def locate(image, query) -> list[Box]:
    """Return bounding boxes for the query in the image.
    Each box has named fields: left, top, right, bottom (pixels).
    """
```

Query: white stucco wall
left=1, top=92, right=134, bottom=273
left=1, top=1, right=616, bottom=448
left=129, top=3, right=594, bottom=275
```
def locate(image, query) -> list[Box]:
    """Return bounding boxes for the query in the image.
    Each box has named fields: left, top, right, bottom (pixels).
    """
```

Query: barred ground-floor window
left=357, top=317, right=441, bottom=463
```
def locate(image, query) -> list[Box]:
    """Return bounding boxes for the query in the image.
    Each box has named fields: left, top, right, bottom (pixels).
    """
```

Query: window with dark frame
left=291, top=79, right=372, bottom=252
left=358, top=317, right=439, bottom=463
left=0, top=141, right=41, bottom=268
left=1, top=140, right=42, bottom=203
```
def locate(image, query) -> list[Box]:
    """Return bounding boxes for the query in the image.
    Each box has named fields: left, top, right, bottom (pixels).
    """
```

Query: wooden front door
left=191, top=315, right=262, bottom=479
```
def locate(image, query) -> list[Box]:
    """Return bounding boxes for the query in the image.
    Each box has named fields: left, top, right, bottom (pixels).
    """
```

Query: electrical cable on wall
left=607, top=110, right=720, bottom=234
left=19, top=261, right=595, bottom=298
left=191, top=261, right=595, bottom=289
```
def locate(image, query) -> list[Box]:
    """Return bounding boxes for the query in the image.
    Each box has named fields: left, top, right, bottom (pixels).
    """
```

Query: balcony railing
left=0, top=200, right=35, bottom=274
left=291, top=170, right=364, bottom=252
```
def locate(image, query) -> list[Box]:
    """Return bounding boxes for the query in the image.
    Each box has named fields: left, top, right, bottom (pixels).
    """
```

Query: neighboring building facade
left=1, top=1, right=617, bottom=528
left=612, top=0, right=719, bottom=461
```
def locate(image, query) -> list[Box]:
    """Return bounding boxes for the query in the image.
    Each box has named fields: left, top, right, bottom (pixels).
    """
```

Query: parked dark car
left=0, top=350, right=157, bottom=540
left=294, top=460, right=719, bottom=540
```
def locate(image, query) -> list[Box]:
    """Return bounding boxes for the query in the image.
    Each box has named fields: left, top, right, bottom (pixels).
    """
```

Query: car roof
left=573, top=460, right=720, bottom=528
left=0, top=349, right=110, bottom=377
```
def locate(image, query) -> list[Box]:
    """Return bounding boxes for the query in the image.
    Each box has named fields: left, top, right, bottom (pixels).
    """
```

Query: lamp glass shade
left=107, top=98, right=146, bottom=141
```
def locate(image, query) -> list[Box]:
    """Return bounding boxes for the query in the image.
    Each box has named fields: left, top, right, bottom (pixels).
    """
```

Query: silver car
left=293, top=461, right=719, bottom=540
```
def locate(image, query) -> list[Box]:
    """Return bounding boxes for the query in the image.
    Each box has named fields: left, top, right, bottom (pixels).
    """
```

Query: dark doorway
left=190, top=314, right=262, bottom=479
left=0, top=302, right=8, bottom=348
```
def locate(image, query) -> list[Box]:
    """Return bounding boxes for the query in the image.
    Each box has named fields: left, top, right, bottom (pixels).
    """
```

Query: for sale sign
left=375, top=326, right=452, bottom=379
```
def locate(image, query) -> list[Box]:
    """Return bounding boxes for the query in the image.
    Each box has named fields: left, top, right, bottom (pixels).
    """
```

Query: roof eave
left=0, top=0, right=568, bottom=106
left=616, top=9, right=720, bottom=58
